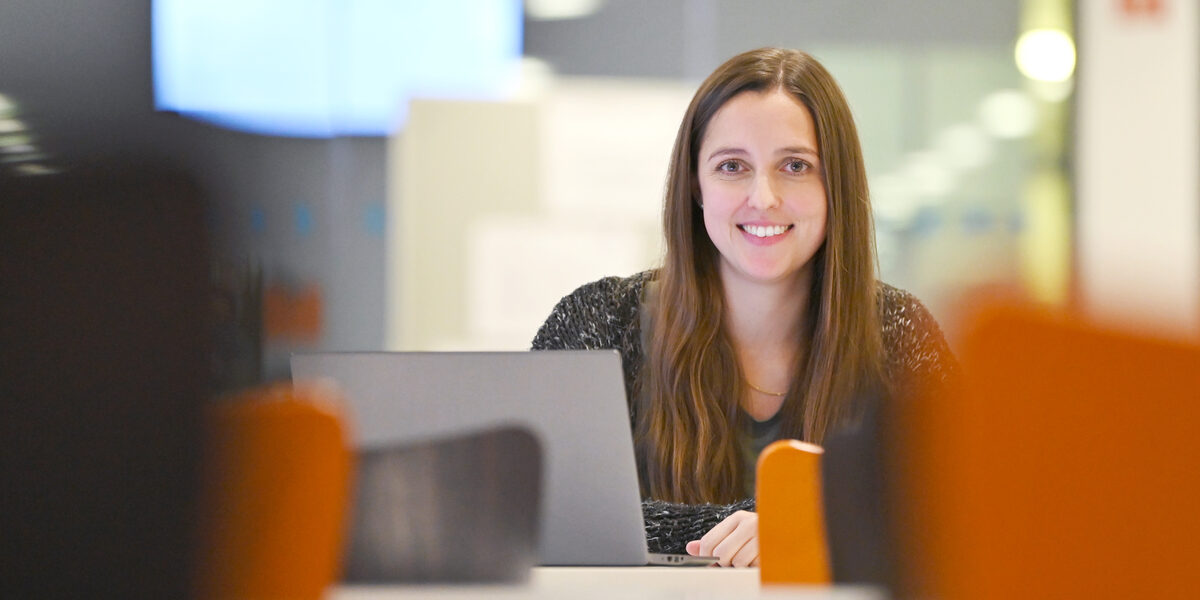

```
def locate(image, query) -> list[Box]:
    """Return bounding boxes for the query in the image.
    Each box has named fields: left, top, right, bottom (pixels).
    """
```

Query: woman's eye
left=784, top=159, right=810, bottom=173
left=717, top=160, right=741, bottom=173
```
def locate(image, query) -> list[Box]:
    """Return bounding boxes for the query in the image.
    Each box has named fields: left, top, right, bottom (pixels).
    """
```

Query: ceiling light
left=979, top=90, right=1037, bottom=139
left=1015, top=29, right=1076, bottom=83
left=0, top=143, right=36, bottom=154
left=0, top=119, right=25, bottom=134
left=13, top=163, right=61, bottom=176
left=0, top=152, right=48, bottom=164
left=934, top=124, right=993, bottom=170
left=903, top=152, right=955, bottom=199
left=0, top=134, right=32, bottom=147
left=526, top=0, right=603, bottom=20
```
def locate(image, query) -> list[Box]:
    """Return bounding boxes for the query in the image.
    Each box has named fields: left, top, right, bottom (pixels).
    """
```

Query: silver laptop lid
left=290, top=350, right=649, bottom=566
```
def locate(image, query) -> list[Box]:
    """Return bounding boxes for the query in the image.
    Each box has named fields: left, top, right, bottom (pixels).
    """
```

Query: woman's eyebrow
left=706, top=146, right=820, bottom=161
left=705, top=147, right=746, bottom=161
left=778, top=146, right=819, bottom=157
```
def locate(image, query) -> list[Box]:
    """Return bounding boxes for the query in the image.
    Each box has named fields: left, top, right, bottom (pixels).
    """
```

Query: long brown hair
left=636, top=48, right=884, bottom=504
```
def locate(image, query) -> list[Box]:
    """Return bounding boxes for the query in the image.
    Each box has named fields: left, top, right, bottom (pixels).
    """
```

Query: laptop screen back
left=291, top=350, right=650, bottom=565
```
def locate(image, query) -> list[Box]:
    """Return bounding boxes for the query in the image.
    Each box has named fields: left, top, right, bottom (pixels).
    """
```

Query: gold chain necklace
left=744, top=380, right=788, bottom=397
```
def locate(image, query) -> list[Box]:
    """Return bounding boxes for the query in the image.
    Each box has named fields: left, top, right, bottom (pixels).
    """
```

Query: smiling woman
left=698, top=89, right=828, bottom=290
left=532, top=48, right=957, bottom=568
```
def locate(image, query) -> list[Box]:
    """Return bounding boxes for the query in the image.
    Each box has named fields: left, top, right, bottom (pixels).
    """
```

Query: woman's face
left=697, top=89, right=828, bottom=290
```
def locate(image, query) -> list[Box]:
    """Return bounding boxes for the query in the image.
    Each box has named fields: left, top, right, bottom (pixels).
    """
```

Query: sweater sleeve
left=642, top=498, right=757, bottom=554
left=531, top=277, right=623, bottom=351
left=879, top=284, right=958, bottom=393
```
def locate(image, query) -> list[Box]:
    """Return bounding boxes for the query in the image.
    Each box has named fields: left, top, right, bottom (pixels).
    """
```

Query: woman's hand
left=685, top=510, right=759, bottom=567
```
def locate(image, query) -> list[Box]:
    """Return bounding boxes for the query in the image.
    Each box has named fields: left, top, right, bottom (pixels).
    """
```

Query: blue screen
left=153, top=0, right=523, bottom=137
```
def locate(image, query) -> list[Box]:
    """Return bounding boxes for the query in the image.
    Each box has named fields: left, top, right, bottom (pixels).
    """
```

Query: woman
left=532, top=48, right=956, bottom=567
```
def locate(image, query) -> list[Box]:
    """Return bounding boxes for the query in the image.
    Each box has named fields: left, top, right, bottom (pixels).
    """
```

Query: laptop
left=290, top=350, right=713, bottom=566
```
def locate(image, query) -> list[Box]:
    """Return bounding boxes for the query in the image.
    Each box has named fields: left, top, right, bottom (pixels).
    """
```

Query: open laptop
left=291, top=350, right=713, bottom=566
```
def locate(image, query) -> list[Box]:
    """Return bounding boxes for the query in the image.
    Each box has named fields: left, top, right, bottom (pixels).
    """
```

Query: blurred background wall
left=3, top=0, right=1195, bottom=387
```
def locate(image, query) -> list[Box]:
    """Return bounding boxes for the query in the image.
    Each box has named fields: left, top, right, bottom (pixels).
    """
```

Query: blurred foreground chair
left=757, top=440, right=831, bottom=584
left=893, top=302, right=1200, bottom=599
left=195, top=383, right=354, bottom=600
left=194, top=381, right=542, bottom=597
left=342, top=426, right=541, bottom=583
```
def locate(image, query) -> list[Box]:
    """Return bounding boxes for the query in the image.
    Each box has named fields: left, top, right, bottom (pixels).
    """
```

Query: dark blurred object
left=891, top=302, right=1200, bottom=599
left=0, top=162, right=210, bottom=597
left=209, top=261, right=263, bottom=394
left=195, top=382, right=353, bottom=600
left=344, top=426, right=542, bottom=583
left=821, top=389, right=893, bottom=587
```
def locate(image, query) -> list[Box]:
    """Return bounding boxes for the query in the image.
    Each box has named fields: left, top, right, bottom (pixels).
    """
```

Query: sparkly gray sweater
left=530, top=270, right=956, bottom=553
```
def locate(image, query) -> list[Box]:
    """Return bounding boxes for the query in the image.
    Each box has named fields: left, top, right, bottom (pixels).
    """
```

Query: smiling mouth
left=739, top=224, right=793, bottom=238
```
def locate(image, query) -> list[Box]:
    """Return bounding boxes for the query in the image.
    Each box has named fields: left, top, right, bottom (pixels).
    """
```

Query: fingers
left=685, top=540, right=701, bottom=556
left=696, top=511, right=741, bottom=557
left=709, top=524, right=751, bottom=567
left=696, top=510, right=759, bottom=567
left=727, top=535, right=759, bottom=568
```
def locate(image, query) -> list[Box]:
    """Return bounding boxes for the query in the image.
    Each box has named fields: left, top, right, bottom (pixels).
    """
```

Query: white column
left=1076, top=0, right=1199, bottom=338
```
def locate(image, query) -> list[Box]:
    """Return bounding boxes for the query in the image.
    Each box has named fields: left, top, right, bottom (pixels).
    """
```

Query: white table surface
left=331, top=567, right=885, bottom=599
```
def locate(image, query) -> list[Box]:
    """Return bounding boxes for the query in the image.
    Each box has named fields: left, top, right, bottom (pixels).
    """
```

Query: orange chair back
left=894, top=303, right=1200, bottom=599
left=194, top=383, right=354, bottom=600
left=757, top=439, right=831, bottom=584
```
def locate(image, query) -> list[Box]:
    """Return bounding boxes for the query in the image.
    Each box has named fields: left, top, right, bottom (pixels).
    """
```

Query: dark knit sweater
left=530, top=270, right=956, bottom=553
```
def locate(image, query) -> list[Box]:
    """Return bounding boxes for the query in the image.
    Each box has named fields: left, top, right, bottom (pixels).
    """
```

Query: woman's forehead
left=698, top=90, right=820, bottom=158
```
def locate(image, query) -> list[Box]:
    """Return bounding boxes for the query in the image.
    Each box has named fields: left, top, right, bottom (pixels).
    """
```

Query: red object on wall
left=1121, top=0, right=1164, bottom=17
left=263, top=283, right=323, bottom=342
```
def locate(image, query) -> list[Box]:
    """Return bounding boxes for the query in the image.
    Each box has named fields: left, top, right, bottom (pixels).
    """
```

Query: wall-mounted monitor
left=152, top=0, right=523, bottom=138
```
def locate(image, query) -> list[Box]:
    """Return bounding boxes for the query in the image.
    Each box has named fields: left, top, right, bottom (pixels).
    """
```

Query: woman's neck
left=721, top=267, right=812, bottom=351
left=719, top=265, right=814, bottom=421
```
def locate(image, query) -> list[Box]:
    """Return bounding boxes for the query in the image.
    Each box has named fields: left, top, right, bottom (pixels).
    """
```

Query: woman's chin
left=727, top=266, right=805, bottom=288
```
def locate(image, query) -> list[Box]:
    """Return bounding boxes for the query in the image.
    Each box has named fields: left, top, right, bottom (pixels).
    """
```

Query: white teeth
left=742, top=225, right=789, bottom=238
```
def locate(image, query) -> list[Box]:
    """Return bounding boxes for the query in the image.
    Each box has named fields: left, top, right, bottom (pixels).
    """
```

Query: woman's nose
left=746, top=174, right=781, bottom=210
